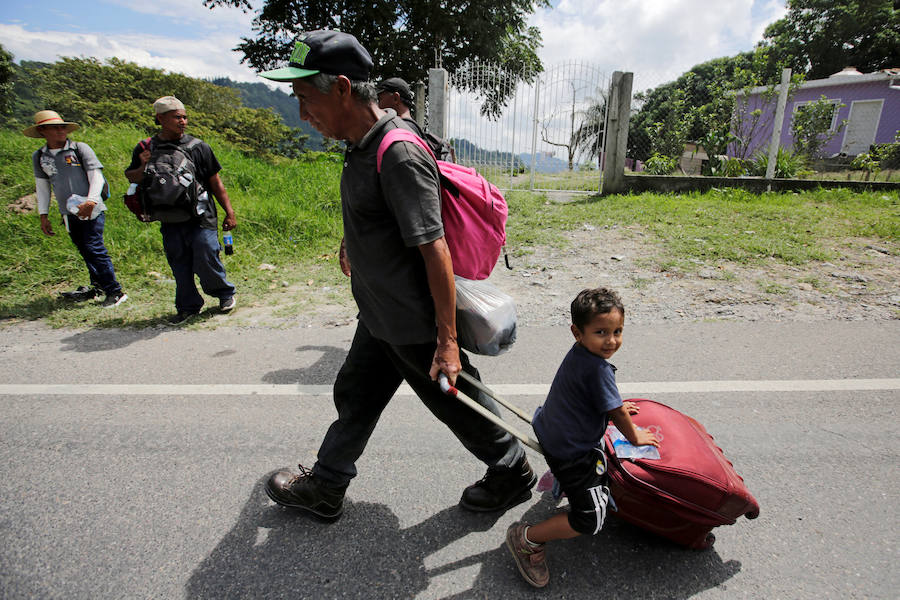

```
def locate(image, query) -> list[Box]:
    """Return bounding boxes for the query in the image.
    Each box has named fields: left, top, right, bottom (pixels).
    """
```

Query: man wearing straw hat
left=25, top=110, right=128, bottom=307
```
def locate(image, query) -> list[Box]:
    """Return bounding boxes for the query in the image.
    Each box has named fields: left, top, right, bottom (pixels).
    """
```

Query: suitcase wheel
left=692, top=532, right=716, bottom=550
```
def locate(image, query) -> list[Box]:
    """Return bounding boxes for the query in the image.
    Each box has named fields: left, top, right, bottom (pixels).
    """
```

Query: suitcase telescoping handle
left=439, top=372, right=544, bottom=455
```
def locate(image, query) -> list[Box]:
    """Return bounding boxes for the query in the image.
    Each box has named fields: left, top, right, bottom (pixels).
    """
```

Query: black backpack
left=140, top=136, right=203, bottom=223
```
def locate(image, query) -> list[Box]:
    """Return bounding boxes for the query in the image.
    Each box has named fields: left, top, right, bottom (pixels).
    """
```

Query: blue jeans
left=66, top=213, right=122, bottom=296
left=160, top=223, right=234, bottom=313
left=312, top=320, right=524, bottom=487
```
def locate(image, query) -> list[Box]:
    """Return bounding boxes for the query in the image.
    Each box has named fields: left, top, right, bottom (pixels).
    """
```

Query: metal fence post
left=427, top=68, right=448, bottom=138
left=601, top=71, right=633, bottom=195
left=530, top=77, right=541, bottom=191
left=765, top=68, right=792, bottom=181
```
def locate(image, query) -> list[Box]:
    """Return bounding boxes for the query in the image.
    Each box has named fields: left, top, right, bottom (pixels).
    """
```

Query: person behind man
left=259, top=30, right=534, bottom=521
left=25, top=110, right=127, bottom=307
left=124, top=96, right=236, bottom=325
left=376, top=77, right=453, bottom=162
left=505, top=287, right=659, bottom=588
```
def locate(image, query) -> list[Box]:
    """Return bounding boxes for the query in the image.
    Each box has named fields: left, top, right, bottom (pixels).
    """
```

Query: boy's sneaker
left=60, top=286, right=99, bottom=302
left=459, top=455, right=536, bottom=512
left=100, top=292, right=128, bottom=308
left=506, top=522, right=549, bottom=588
left=219, top=296, right=236, bottom=312
left=167, top=311, right=199, bottom=325
left=265, top=464, right=347, bottom=521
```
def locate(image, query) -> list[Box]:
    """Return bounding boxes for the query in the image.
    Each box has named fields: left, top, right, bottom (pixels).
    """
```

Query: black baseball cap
left=376, top=77, right=414, bottom=105
left=259, top=30, right=373, bottom=82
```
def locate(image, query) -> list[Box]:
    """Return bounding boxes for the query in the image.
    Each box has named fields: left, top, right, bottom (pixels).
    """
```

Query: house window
left=792, top=98, right=842, bottom=132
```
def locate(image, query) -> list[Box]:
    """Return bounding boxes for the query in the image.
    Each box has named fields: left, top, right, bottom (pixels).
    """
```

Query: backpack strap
left=376, top=128, right=437, bottom=172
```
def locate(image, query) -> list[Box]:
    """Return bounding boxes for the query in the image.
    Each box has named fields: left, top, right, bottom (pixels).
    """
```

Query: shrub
left=645, top=153, right=678, bottom=175
left=750, top=147, right=806, bottom=178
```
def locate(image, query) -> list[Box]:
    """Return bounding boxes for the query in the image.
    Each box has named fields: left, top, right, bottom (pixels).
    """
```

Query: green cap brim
left=259, top=65, right=320, bottom=81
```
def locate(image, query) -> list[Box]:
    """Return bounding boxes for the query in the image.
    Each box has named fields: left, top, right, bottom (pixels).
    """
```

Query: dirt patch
left=229, top=226, right=899, bottom=328
left=492, top=226, right=900, bottom=325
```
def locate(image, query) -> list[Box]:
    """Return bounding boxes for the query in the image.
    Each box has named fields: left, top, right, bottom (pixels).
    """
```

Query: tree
left=791, top=95, right=846, bottom=160
left=759, top=0, right=900, bottom=79
left=203, top=0, right=548, bottom=113
left=0, top=45, right=14, bottom=119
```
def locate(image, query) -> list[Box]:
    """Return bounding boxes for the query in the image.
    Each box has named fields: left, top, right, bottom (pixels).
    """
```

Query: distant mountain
left=450, top=138, right=525, bottom=170
left=210, top=78, right=325, bottom=150
left=517, top=151, right=570, bottom=173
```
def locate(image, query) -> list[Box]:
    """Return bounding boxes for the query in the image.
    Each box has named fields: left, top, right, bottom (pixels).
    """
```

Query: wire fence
left=446, top=61, right=608, bottom=193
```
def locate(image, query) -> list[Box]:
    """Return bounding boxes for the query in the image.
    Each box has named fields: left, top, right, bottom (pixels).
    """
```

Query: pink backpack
left=376, top=128, right=507, bottom=280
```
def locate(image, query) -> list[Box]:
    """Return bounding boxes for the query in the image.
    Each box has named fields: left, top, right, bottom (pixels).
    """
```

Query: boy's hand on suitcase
left=623, top=401, right=640, bottom=415
left=633, top=428, right=660, bottom=447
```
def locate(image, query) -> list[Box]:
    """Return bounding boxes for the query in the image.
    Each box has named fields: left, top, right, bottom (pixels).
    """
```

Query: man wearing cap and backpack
left=376, top=77, right=454, bottom=162
left=25, top=110, right=128, bottom=308
left=259, top=30, right=534, bottom=522
left=124, top=96, right=236, bottom=325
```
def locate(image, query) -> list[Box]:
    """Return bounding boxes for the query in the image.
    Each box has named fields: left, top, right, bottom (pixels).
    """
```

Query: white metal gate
left=446, top=61, right=608, bottom=193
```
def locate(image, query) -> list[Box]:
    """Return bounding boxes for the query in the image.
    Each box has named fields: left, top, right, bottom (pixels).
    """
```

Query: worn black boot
left=266, top=464, right=347, bottom=521
left=459, top=456, right=536, bottom=512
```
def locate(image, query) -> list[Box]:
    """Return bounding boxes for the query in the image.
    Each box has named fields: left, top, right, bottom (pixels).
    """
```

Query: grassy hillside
left=0, top=123, right=345, bottom=326
left=2, top=122, right=898, bottom=328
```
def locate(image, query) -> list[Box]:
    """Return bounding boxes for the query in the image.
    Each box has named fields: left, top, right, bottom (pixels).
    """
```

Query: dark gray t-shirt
left=32, top=140, right=102, bottom=215
left=341, top=112, right=444, bottom=345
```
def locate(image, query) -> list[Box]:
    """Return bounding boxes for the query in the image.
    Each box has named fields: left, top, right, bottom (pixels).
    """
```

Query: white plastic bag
left=455, top=276, right=517, bottom=356
left=66, top=194, right=103, bottom=220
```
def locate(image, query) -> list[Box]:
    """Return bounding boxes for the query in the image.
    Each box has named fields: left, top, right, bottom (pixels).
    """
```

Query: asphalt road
left=1, top=320, right=898, bottom=599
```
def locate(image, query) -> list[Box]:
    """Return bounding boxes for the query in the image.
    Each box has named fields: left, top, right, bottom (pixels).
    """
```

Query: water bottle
left=223, top=232, right=234, bottom=255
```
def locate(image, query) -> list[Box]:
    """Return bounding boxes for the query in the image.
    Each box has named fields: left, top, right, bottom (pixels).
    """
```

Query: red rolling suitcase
left=603, top=398, right=760, bottom=549
left=439, top=376, right=759, bottom=550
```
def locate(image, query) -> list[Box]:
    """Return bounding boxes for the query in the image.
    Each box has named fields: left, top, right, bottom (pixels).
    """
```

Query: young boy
left=506, top=287, right=659, bottom=588
left=25, top=110, right=127, bottom=307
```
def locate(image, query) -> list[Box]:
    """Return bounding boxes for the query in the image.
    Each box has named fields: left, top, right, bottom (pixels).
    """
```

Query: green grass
left=0, top=123, right=344, bottom=326
left=2, top=124, right=898, bottom=328
left=505, top=187, right=899, bottom=271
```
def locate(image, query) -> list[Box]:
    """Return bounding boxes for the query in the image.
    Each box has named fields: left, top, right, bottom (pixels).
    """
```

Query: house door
left=841, top=99, right=883, bottom=155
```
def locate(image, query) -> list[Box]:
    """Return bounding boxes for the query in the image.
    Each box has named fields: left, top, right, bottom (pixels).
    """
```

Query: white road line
left=1, top=379, right=898, bottom=397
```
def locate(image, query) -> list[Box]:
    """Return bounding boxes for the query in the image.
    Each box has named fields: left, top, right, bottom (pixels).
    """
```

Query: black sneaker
left=60, top=286, right=99, bottom=302
left=167, top=311, right=199, bottom=325
left=265, top=464, right=347, bottom=521
left=219, top=296, right=236, bottom=312
left=100, top=292, right=128, bottom=308
left=460, top=455, right=536, bottom=512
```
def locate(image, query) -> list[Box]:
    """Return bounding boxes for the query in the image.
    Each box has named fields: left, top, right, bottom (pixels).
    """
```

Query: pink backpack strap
left=376, top=128, right=437, bottom=172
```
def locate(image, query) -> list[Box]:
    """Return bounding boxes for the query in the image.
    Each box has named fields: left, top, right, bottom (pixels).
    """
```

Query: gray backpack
left=140, top=136, right=203, bottom=223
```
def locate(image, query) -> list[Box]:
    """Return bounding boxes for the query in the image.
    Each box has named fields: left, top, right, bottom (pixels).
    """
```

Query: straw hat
left=23, top=110, right=80, bottom=138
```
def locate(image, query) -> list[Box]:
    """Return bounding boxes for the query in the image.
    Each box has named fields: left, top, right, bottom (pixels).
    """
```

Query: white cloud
left=531, top=0, right=786, bottom=91
left=106, top=0, right=253, bottom=32
left=0, top=24, right=261, bottom=83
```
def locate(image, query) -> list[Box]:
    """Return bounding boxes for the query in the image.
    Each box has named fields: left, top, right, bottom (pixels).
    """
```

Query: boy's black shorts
left=544, top=447, right=612, bottom=535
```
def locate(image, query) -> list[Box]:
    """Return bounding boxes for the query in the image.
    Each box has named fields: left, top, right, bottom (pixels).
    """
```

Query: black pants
left=312, top=320, right=524, bottom=487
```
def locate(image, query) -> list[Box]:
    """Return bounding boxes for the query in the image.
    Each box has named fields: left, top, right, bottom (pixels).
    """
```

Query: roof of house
left=737, top=68, right=900, bottom=96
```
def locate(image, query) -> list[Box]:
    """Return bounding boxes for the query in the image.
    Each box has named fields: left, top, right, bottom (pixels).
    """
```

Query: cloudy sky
left=2, top=0, right=787, bottom=89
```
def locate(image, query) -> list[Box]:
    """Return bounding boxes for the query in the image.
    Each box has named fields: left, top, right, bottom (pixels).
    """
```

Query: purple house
left=732, top=68, right=900, bottom=158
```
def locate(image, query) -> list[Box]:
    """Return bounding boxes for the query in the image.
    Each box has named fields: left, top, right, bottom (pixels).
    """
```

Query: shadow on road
left=59, top=325, right=164, bottom=352
left=185, top=475, right=504, bottom=599
left=187, top=480, right=740, bottom=598
left=262, top=345, right=347, bottom=385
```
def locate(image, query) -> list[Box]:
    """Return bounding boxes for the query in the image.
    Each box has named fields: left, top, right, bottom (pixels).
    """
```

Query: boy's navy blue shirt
left=532, top=343, right=623, bottom=460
